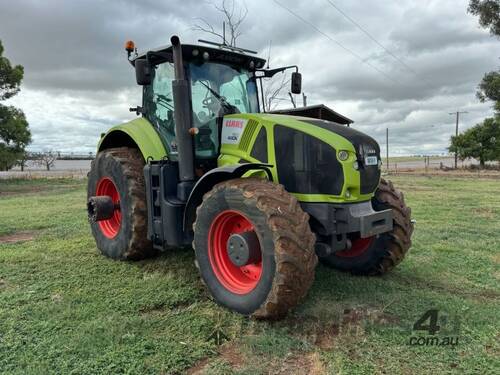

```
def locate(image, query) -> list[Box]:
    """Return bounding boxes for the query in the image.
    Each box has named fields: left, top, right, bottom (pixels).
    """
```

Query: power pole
left=448, top=111, right=468, bottom=169
left=386, top=127, right=389, bottom=172
left=302, top=92, right=307, bottom=107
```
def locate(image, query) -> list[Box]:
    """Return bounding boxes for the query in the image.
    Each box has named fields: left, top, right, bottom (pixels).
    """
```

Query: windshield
left=188, top=62, right=259, bottom=158
left=189, top=62, right=258, bottom=118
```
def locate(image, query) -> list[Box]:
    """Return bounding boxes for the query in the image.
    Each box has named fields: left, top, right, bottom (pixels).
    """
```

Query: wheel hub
left=336, top=236, right=374, bottom=257
left=208, top=210, right=263, bottom=294
left=94, top=177, right=122, bottom=239
left=227, top=231, right=260, bottom=267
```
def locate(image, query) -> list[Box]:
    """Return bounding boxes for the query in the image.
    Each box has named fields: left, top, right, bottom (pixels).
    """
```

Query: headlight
left=338, top=150, right=349, bottom=161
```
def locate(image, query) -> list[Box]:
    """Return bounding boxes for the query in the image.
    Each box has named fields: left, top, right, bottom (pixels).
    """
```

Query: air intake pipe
left=171, top=35, right=195, bottom=187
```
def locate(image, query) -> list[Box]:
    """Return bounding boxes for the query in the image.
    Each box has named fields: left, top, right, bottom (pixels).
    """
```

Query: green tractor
left=87, top=36, right=413, bottom=319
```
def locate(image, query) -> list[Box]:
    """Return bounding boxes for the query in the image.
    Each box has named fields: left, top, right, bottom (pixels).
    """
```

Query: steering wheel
left=202, top=95, right=225, bottom=107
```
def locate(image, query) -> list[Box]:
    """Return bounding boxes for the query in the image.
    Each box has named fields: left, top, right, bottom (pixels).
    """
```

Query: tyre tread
left=193, top=178, right=317, bottom=319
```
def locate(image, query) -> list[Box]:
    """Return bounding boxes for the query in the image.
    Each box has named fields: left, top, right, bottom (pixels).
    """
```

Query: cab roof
left=133, top=42, right=267, bottom=71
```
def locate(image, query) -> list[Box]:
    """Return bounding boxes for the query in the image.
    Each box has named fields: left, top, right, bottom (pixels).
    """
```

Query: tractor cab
left=129, top=40, right=285, bottom=163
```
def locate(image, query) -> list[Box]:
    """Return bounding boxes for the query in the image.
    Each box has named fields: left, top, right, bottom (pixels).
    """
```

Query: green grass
left=0, top=176, right=499, bottom=374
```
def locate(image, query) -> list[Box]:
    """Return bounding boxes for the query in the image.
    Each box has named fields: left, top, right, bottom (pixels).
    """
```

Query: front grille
left=274, top=125, right=344, bottom=195
left=238, top=119, right=259, bottom=151
left=301, top=119, right=381, bottom=195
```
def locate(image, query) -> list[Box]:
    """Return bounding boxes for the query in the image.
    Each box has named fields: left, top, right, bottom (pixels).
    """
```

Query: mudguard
left=183, top=163, right=273, bottom=231
left=98, top=117, right=167, bottom=161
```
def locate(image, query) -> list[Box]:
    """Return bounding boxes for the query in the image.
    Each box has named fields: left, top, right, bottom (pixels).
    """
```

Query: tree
left=34, top=151, right=58, bottom=171
left=449, top=117, right=500, bottom=166
left=0, top=40, right=31, bottom=171
left=263, top=74, right=291, bottom=111
left=469, top=1, right=500, bottom=111
left=0, top=105, right=31, bottom=171
left=468, top=0, right=500, bottom=37
left=192, top=1, right=294, bottom=111
left=18, top=151, right=30, bottom=172
left=477, top=70, right=500, bottom=112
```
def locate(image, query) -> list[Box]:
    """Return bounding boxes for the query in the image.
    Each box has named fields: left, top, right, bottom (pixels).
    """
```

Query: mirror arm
left=256, top=65, right=299, bottom=78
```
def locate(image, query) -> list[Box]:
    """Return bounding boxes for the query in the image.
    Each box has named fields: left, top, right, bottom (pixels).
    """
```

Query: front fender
left=98, top=117, right=167, bottom=161
left=183, top=163, right=273, bottom=231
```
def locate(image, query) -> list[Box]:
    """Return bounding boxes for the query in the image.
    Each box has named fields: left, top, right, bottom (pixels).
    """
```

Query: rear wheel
left=87, top=147, right=153, bottom=260
left=193, top=178, right=317, bottom=319
left=321, top=178, right=413, bottom=275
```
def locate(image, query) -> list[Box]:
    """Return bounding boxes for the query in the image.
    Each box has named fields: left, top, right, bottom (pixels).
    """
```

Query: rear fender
left=183, top=163, right=273, bottom=231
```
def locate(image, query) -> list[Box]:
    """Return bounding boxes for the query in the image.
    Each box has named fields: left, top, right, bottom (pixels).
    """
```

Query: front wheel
left=193, top=178, right=317, bottom=319
left=320, top=178, right=414, bottom=275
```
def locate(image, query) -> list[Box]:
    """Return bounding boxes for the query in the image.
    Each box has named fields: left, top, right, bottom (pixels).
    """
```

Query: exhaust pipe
left=170, top=35, right=195, bottom=185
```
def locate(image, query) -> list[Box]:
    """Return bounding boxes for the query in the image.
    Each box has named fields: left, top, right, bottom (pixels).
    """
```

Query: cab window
left=143, top=63, right=177, bottom=155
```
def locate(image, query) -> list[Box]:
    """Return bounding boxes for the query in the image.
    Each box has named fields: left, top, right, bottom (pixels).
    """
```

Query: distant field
left=10, top=159, right=92, bottom=171
left=382, top=156, right=449, bottom=163
left=0, top=177, right=499, bottom=374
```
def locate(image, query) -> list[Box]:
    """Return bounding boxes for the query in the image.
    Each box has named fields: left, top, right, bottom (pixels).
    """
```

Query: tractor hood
left=219, top=113, right=382, bottom=202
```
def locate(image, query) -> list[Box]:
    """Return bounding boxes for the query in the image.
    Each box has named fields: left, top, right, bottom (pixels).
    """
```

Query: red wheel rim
left=208, top=210, right=262, bottom=294
left=95, top=177, right=121, bottom=239
left=336, top=236, right=374, bottom=258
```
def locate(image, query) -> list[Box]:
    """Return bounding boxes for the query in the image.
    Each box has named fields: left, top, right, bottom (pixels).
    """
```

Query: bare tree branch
left=192, top=0, right=248, bottom=46
left=264, top=74, right=291, bottom=111
left=192, top=17, right=225, bottom=40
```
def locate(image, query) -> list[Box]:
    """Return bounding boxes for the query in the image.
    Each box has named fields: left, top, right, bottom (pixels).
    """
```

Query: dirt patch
left=186, top=344, right=245, bottom=374
left=187, top=346, right=325, bottom=375
left=473, top=207, right=495, bottom=219
left=185, top=357, right=211, bottom=375
left=0, top=186, right=45, bottom=196
left=0, top=230, right=37, bottom=244
left=274, top=352, right=325, bottom=375
left=139, top=303, right=166, bottom=317
left=492, top=254, right=500, bottom=265
left=314, top=307, right=399, bottom=349
left=283, top=307, right=399, bottom=351
left=218, top=344, right=245, bottom=368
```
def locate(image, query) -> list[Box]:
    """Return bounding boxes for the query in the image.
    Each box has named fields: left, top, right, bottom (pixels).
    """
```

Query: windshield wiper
left=198, top=81, right=240, bottom=115
left=199, top=81, right=226, bottom=103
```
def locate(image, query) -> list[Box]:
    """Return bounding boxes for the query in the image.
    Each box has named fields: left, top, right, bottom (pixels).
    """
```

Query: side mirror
left=291, top=72, right=302, bottom=94
left=135, top=59, right=152, bottom=85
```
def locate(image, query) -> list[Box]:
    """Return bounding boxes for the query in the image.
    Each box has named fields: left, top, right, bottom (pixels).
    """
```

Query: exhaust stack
left=170, top=35, right=195, bottom=185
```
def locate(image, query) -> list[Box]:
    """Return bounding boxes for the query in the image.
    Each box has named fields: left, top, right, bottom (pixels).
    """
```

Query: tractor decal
left=221, top=118, right=247, bottom=145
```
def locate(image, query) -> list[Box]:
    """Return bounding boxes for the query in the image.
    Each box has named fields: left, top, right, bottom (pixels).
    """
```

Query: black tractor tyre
left=87, top=147, right=153, bottom=260
left=193, top=178, right=318, bottom=319
left=320, top=178, right=413, bottom=275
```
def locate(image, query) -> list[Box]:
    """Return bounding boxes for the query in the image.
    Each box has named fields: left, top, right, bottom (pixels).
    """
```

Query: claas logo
left=225, top=120, right=244, bottom=128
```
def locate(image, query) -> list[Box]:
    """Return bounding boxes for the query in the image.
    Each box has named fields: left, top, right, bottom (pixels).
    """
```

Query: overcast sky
left=1, top=0, right=498, bottom=155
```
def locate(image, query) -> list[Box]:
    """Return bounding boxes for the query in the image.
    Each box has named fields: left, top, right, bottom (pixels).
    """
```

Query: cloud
left=0, top=0, right=498, bottom=155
